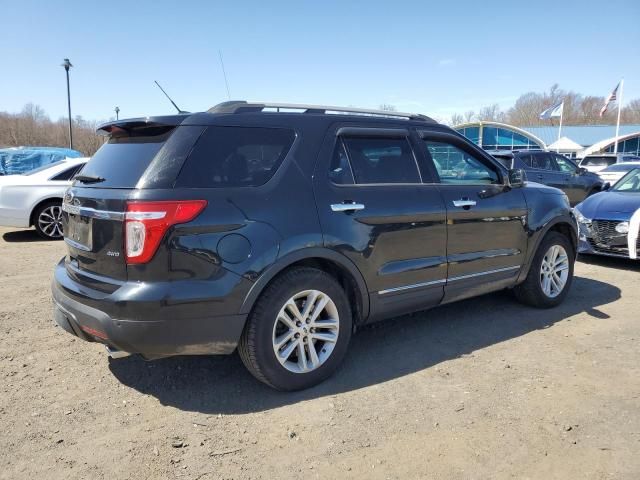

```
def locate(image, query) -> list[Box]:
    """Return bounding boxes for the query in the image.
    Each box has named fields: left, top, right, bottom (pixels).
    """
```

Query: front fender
left=517, top=208, right=578, bottom=284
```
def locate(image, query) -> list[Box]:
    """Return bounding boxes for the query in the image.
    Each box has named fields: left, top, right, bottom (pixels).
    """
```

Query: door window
left=329, top=139, right=355, bottom=185
left=553, top=155, right=577, bottom=173
left=530, top=153, right=556, bottom=171
left=424, top=141, right=499, bottom=185
left=340, top=137, right=421, bottom=184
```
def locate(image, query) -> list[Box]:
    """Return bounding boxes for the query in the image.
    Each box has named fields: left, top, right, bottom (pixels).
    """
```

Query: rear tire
left=33, top=201, right=64, bottom=240
left=238, top=267, right=352, bottom=391
left=514, top=231, right=574, bottom=308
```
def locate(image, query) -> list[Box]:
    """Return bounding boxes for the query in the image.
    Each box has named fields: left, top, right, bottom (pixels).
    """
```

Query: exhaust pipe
left=105, top=346, right=131, bottom=359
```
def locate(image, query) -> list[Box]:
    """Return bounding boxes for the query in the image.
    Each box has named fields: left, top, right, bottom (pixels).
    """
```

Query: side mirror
left=602, top=182, right=611, bottom=191
left=577, top=167, right=588, bottom=175
left=507, top=168, right=526, bottom=188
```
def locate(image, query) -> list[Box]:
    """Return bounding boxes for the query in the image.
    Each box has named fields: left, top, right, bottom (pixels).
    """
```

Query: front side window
left=424, top=140, right=499, bottom=185
left=176, top=126, right=296, bottom=188
left=341, top=137, right=420, bottom=184
left=554, top=155, right=577, bottom=173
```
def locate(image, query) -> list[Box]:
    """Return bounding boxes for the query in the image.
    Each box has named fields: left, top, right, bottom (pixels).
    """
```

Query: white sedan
left=0, top=158, right=87, bottom=239
left=598, top=162, right=640, bottom=186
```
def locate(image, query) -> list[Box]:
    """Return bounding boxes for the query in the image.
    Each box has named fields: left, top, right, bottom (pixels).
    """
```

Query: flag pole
left=614, top=79, right=624, bottom=154
left=557, top=100, right=564, bottom=153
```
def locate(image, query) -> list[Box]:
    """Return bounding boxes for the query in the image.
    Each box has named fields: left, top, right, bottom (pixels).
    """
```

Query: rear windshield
left=581, top=156, right=615, bottom=167
left=175, top=126, right=296, bottom=188
left=77, top=128, right=174, bottom=188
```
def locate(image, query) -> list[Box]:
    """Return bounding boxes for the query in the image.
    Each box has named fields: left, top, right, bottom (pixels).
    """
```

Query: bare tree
left=0, top=104, right=105, bottom=156
left=477, top=104, right=505, bottom=123
left=449, top=113, right=464, bottom=126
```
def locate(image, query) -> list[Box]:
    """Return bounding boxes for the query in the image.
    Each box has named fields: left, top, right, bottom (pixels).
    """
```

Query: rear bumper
left=51, top=259, right=249, bottom=357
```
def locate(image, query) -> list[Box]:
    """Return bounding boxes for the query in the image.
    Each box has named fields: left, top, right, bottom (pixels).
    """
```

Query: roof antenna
left=218, top=50, right=231, bottom=100
left=154, top=80, right=188, bottom=114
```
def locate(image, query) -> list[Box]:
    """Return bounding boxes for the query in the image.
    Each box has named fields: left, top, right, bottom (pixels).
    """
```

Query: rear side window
left=341, top=137, right=420, bottom=184
left=51, top=164, right=84, bottom=181
left=175, top=126, right=295, bottom=188
left=528, top=153, right=555, bottom=170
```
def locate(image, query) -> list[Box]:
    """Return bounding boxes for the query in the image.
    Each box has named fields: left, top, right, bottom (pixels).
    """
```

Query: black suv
left=489, top=150, right=604, bottom=206
left=52, top=102, right=578, bottom=391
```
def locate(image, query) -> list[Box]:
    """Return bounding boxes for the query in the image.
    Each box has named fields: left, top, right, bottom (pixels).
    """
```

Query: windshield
left=612, top=168, right=640, bottom=192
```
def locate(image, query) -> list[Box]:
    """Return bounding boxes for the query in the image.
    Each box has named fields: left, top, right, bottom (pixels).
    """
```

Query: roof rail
left=207, top=101, right=436, bottom=123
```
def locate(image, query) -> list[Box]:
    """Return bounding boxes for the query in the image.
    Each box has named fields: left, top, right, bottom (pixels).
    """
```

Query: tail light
left=125, top=200, right=207, bottom=264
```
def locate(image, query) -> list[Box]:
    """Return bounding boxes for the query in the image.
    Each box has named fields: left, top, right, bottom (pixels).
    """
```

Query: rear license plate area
left=66, top=214, right=93, bottom=251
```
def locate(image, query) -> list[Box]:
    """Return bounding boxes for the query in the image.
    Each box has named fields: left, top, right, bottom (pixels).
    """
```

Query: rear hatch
left=62, top=118, right=203, bottom=286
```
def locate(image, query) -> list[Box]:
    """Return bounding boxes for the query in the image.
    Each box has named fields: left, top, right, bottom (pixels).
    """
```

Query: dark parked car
left=574, top=167, right=640, bottom=259
left=490, top=150, right=604, bottom=206
left=52, top=101, right=578, bottom=391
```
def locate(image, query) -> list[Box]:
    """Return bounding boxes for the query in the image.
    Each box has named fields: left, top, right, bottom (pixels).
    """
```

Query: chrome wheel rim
left=38, top=205, right=63, bottom=238
left=540, top=245, right=569, bottom=298
left=272, top=289, right=339, bottom=374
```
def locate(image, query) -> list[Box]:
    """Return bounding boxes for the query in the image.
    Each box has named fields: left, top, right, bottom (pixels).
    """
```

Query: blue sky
left=1, top=0, right=639, bottom=123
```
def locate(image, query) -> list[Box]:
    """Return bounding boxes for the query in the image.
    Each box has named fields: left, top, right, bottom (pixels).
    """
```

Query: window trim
left=332, top=131, right=424, bottom=186
left=418, top=129, right=505, bottom=186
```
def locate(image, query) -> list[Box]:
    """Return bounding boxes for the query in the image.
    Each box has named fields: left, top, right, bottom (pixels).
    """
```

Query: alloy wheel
left=38, top=205, right=64, bottom=239
left=539, top=244, right=569, bottom=298
left=272, top=289, right=340, bottom=374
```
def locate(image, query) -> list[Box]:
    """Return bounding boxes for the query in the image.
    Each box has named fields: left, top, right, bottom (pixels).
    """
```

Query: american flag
left=600, top=82, right=621, bottom=116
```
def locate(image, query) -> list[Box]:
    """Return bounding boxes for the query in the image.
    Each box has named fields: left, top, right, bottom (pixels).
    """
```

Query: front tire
left=238, top=267, right=352, bottom=391
left=514, top=231, right=574, bottom=308
left=33, top=201, right=64, bottom=240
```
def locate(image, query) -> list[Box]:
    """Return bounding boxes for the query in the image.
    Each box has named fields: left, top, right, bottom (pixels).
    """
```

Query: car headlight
left=615, top=221, right=630, bottom=234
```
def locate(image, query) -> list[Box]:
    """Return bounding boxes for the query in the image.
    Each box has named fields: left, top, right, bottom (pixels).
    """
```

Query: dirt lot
left=1, top=226, right=639, bottom=480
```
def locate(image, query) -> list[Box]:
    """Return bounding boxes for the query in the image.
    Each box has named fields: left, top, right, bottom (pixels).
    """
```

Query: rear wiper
left=75, top=174, right=105, bottom=184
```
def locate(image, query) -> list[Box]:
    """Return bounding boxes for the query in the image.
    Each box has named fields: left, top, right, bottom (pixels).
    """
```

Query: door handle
left=331, top=202, right=365, bottom=212
left=452, top=199, right=477, bottom=208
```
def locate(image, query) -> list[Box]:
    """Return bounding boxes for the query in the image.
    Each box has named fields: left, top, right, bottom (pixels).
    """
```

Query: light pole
left=115, top=106, right=120, bottom=120
left=61, top=58, right=73, bottom=149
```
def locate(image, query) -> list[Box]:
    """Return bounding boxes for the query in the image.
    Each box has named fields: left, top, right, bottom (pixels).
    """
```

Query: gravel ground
left=1, top=226, right=639, bottom=480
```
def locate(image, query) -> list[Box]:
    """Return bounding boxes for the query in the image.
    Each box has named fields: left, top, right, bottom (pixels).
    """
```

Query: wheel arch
left=240, top=248, right=370, bottom=324
left=517, top=216, right=577, bottom=284
left=29, top=197, right=63, bottom=226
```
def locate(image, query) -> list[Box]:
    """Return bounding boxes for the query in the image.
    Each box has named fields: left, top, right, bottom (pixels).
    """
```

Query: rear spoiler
left=96, top=115, right=189, bottom=137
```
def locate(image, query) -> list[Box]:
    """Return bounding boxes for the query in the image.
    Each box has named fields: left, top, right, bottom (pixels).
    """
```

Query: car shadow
left=2, top=229, right=55, bottom=243
left=578, top=253, right=640, bottom=272
left=109, top=276, right=620, bottom=414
